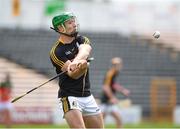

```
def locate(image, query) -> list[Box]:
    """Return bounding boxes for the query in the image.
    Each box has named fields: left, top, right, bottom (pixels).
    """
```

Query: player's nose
left=73, top=23, right=77, bottom=28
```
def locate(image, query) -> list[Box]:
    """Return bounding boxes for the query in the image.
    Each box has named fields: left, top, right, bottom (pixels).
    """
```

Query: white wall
left=0, top=0, right=180, bottom=34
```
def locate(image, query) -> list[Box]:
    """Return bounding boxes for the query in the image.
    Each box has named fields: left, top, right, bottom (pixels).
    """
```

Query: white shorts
left=0, top=101, right=13, bottom=111
left=60, top=95, right=101, bottom=116
left=100, top=103, right=119, bottom=114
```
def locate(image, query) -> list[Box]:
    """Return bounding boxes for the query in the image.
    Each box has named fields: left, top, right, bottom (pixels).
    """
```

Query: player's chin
left=73, top=27, right=78, bottom=32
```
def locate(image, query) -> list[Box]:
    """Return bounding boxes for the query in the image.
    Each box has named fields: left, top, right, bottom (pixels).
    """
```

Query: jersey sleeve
left=50, top=46, right=68, bottom=70
left=77, top=36, right=91, bottom=45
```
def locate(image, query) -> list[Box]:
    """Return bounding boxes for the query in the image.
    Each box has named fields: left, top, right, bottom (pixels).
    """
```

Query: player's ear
left=57, top=25, right=66, bottom=33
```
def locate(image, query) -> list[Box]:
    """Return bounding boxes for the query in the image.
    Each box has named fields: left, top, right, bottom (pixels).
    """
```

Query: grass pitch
left=0, top=122, right=180, bottom=128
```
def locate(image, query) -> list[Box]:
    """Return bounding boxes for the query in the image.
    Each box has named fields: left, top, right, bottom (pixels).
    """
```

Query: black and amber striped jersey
left=101, top=68, right=119, bottom=103
left=49, top=35, right=91, bottom=98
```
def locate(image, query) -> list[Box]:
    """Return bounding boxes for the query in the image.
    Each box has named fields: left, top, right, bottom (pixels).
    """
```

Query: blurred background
left=0, top=0, right=180, bottom=128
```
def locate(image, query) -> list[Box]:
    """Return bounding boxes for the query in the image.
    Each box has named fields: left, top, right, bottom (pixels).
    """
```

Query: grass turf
left=0, top=122, right=180, bottom=128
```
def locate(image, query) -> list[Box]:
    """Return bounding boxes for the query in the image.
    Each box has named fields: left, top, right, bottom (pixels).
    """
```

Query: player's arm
left=75, top=44, right=92, bottom=61
left=103, top=69, right=117, bottom=101
left=113, top=84, right=130, bottom=97
left=68, top=44, right=91, bottom=72
left=67, top=44, right=91, bottom=79
left=67, top=37, right=92, bottom=79
left=62, top=59, right=88, bottom=79
left=50, top=51, right=88, bottom=79
left=74, top=36, right=92, bottom=61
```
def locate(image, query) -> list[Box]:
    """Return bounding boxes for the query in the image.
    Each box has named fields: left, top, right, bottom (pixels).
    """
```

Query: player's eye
left=67, top=19, right=75, bottom=24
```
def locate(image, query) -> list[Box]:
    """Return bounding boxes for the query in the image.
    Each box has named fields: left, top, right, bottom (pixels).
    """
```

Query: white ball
left=153, top=31, right=160, bottom=39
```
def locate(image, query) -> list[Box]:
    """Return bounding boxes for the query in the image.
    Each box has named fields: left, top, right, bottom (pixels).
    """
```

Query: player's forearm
left=116, top=85, right=126, bottom=93
left=74, top=44, right=92, bottom=61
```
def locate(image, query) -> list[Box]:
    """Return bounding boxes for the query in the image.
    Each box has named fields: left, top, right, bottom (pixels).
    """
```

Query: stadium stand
left=0, top=57, right=58, bottom=107
left=0, top=28, right=180, bottom=118
left=137, top=32, right=180, bottom=52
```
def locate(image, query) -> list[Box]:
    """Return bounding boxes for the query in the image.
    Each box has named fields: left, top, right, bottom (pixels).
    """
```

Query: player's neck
left=111, top=67, right=119, bottom=72
left=59, top=35, right=75, bottom=44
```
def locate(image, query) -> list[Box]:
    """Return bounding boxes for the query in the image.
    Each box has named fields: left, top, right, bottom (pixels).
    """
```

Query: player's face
left=114, top=63, right=123, bottom=72
left=64, top=18, right=78, bottom=35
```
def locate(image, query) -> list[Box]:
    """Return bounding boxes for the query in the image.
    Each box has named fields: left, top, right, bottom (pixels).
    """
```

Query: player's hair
left=111, top=57, right=122, bottom=65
